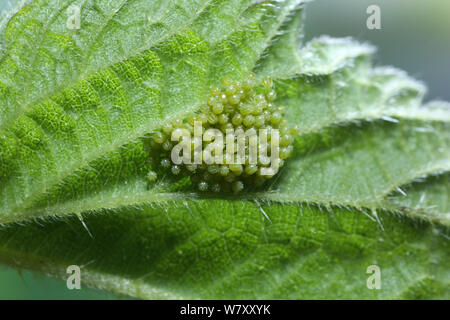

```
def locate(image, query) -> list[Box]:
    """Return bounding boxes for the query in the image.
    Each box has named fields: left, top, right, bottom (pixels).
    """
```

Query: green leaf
left=386, top=172, right=450, bottom=225
left=0, top=0, right=448, bottom=299
left=0, top=0, right=303, bottom=220
left=0, top=201, right=448, bottom=299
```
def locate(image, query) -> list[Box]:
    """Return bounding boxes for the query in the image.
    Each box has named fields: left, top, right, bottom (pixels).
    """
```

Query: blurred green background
left=304, top=0, right=450, bottom=102
left=0, top=0, right=449, bottom=299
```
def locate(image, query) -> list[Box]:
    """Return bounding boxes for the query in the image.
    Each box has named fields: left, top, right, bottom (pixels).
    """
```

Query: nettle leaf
left=0, top=0, right=448, bottom=299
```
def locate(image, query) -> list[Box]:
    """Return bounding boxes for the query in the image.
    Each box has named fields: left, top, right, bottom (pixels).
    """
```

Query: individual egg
left=198, top=181, right=208, bottom=191
left=171, top=165, right=181, bottom=175
left=147, top=171, right=157, bottom=182
left=232, top=181, right=244, bottom=193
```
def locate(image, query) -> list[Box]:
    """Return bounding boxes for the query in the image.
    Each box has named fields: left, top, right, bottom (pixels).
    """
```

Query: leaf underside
left=0, top=0, right=448, bottom=299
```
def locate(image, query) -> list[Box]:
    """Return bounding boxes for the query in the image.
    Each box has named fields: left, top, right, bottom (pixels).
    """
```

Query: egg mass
left=150, top=74, right=297, bottom=192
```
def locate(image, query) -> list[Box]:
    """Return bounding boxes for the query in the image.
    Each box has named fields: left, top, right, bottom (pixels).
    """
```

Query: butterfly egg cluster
left=149, top=74, right=298, bottom=192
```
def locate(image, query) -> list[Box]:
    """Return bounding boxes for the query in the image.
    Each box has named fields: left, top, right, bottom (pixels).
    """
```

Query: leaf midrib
left=8, top=108, right=450, bottom=222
